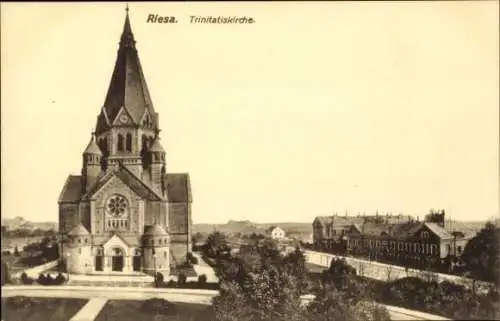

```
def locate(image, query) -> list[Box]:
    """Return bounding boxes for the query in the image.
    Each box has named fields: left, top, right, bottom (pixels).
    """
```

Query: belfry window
left=141, top=135, right=148, bottom=151
left=126, top=133, right=132, bottom=152
left=118, top=134, right=124, bottom=151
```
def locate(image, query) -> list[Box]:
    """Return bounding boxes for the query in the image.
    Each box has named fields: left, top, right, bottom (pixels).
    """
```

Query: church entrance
left=111, top=248, right=124, bottom=272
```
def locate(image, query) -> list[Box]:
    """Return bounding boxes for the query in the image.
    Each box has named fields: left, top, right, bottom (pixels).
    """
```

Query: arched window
left=141, top=135, right=148, bottom=151
left=148, top=137, right=154, bottom=148
left=126, top=133, right=132, bottom=152
left=117, top=134, right=124, bottom=151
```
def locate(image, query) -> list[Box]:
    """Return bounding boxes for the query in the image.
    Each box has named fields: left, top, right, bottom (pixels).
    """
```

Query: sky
left=1, top=2, right=498, bottom=224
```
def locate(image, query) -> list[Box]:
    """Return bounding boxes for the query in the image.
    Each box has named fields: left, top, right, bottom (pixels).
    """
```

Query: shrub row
left=154, top=272, right=218, bottom=290
left=20, top=272, right=67, bottom=285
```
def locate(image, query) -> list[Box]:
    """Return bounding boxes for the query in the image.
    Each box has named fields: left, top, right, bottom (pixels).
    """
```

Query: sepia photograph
left=1, top=2, right=499, bottom=321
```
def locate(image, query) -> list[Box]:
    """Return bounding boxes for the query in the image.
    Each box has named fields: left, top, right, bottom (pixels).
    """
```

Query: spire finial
left=126, top=3, right=129, bottom=13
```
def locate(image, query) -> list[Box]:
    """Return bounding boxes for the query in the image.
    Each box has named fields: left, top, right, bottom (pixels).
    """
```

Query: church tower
left=94, top=6, right=161, bottom=178
left=81, top=133, right=102, bottom=193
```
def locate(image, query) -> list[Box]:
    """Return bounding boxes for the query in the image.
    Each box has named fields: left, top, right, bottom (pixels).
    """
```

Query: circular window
left=107, top=195, right=128, bottom=217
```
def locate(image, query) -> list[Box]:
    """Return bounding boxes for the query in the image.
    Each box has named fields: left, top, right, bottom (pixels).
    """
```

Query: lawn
left=170, top=265, right=197, bottom=277
left=1, top=296, right=88, bottom=321
left=94, top=299, right=214, bottom=321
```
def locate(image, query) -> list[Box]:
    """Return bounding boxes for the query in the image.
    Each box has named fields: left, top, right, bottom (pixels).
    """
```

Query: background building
left=312, top=210, right=473, bottom=271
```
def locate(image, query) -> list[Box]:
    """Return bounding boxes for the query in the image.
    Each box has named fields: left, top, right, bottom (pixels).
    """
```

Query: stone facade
left=58, top=9, right=192, bottom=277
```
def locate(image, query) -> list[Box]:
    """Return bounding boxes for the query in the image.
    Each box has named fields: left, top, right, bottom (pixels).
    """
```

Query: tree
left=212, top=240, right=307, bottom=321
left=211, top=240, right=390, bottom=321
left=309, top=258, right=390, bottom=321
left=425, top=209, right=445, bottom=223
left=461, top=222, right=500, bottom=286
left=204, top=231, right=231, bottom=259
left=192, top=232, right=205, bottom=245
left=322, top=257, right=357, bottom=290
left=283, top=246, right=309, bottom=293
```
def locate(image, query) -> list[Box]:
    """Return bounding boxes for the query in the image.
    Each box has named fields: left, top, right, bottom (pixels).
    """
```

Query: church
left=58, top=8, right=192, bottom=276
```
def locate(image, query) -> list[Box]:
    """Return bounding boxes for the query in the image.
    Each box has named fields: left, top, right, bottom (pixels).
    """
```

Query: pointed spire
left=96, top=6, right=158, bottom=134
left=120, top=4, right=135, bottom=49
left=83, top=132, right=102, bottom=155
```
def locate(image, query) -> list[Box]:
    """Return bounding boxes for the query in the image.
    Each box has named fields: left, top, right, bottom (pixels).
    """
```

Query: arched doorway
left=111, top=248, right=124, bottom=272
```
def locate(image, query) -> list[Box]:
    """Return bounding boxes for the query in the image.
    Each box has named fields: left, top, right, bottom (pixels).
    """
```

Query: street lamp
left=66, top=252, right=71, bottom=282
left=153, top=252, right=157, bottom=277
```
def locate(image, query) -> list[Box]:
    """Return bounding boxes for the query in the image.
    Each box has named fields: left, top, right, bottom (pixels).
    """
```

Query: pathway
left=192, top=252, right=218, bottom=283
left=69, top=298, right=108, bottom=321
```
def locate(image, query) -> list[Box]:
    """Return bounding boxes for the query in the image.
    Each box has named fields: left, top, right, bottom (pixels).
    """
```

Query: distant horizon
left=2, top=3, right=498, bottom=225
left=2, top=213, right=497, bottom=225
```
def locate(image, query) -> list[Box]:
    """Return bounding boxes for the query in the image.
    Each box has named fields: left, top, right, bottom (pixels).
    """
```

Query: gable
left=313, top=217, right=325, bottom=227
left=87, top=165, right=163, bottom=201
left=102, top=234, right=131, bottom=256
left=112, top=107, right=134, bottom=126
left=140, top=109, right=154, bottom=128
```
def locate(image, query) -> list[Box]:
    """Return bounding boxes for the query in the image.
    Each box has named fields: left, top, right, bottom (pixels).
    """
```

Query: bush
left=166, top=279, right=177, bottom=287
left=36, top=272, right=66, bottom=285
left=177, top=273, right=187, bottom=285
left=154, top=272, right=164, bottom=287
left=198, top=274, right=207, bottom=285
left=20, top=272, right=34, bottom=285
left=54, top=272, right=66, bottom=284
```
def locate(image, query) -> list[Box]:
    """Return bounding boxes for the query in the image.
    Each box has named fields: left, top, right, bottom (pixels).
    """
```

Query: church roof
left=149, top=138, right=165, bottom=152
left=83, top=134, right=102, bottom=155
left=143, top=224, right=168, bottom=236
left=68, top=223, right=90, bottom=236
left=163, top=173, right=192, bottom=203
left=58, top=175, right=83, bottom=203
left=95, top=9, right=158, bottom=134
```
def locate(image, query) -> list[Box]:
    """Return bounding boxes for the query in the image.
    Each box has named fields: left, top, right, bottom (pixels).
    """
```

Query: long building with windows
left=312, top=212, right=473, bottom=270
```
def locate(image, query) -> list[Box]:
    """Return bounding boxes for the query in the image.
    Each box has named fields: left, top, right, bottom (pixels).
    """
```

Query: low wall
left=304, top=250, right=491, bottom=292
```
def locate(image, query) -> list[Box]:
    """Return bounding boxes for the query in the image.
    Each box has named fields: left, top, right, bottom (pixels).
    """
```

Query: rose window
left=107, top=195, right=127, bottom=217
